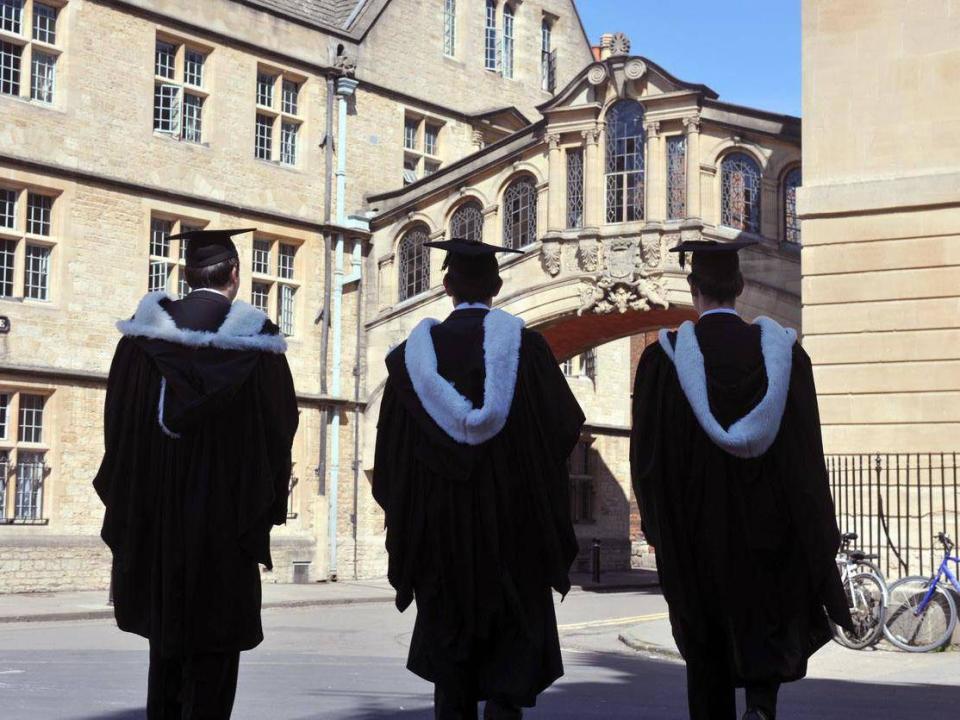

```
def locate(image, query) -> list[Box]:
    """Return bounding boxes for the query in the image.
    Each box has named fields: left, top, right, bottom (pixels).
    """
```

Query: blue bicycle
left=883, top=532, right=960, bottom=652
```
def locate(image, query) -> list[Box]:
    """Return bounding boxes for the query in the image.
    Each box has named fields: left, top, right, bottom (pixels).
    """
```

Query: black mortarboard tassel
left=170, top=227, right=254, bottom=269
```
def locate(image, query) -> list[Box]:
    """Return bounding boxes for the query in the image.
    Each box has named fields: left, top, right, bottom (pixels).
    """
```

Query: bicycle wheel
left=832, top=572, right=887, bottom=649
left=883, top=576, right=958, bottom=652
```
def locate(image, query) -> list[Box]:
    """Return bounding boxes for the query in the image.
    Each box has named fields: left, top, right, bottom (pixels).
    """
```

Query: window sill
left=253, top=158, right=303, bottom=174
left=0, top=29, right=26, bottom=47
left=151, top=132, right=211, bottom=150
left=0, top=518, right=49, bottom=526
left=0, top=92, right=64, bottom=113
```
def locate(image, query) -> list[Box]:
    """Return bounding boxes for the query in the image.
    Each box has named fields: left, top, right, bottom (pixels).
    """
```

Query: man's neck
left=699, top=306, right=739, bottom=319
left=454, top=301, right=491, bottom=311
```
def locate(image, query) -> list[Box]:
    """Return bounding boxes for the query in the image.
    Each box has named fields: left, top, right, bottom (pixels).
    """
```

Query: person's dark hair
left=443, top=253, right=502, bottom=303
left=687, top=267, right=744, bottom=304
left=183, top=257, right=239, bottom=290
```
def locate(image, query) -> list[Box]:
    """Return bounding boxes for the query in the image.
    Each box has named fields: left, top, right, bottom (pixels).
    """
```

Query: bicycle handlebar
left=937, top=532, right=955, bottom=552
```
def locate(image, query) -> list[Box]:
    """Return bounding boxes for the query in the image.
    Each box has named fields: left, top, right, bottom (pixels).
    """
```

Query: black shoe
left=742, top=711, right=771, bottom=720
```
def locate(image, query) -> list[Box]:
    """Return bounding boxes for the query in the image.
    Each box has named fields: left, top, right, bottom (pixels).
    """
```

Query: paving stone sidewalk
left=0, top=569, right=658, bottom=624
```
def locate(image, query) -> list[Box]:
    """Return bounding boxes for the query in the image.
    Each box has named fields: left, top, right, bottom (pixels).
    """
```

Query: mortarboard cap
left=669, top=239, right=757, bottom=270
left=424, top=238, right=523, bottom=274
left=170, top=228, right=255, bottom=269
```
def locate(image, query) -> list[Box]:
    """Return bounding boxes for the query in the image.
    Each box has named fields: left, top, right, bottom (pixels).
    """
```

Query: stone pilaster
left=683, top=115, right=702, bottom=220
left=582, top=125, right=604, bottom=227
left=644, top=120, right=663, bottom=221
left=546, top=133, right=565, bottom=233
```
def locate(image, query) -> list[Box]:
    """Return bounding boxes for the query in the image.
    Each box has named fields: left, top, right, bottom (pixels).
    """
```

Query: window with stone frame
left=566, top=147, right=584, bottom=228
left=541, top=18, right=557, bottom=93
left=666, top=135, right=687, bottom=220
left=254, top=67, right=304, bottom=166
left=0, top=390, right=51, bottom=524
left=783, top=167, right=801, bottom=245
left=501, top=4, right=514, bottom=79
left=0, top=185, right=58, bottom=302
left=605, top=100, right=646, bottom=223
left=484, top=0, right=497, bottom=71
left=250, top=235, right=299, bottom=335
left=397, top=225, right=430, bottom=302
left=153, top=36, right=208, bottom=143
left=0, top=1, right=61, bottom=105
left=502, top=176, right=538, bottom=250
left=450, top=200, right=484, bottom=243
left=148, top=216, right=203, bottom=295
left=561, top=349, right=596, bottom=382
left=721, top=152, right=762, bottom=235
left=568, top=439, right=594, bottom=524
left=402, top=113, right=443, bottom=184
left=443, top=0, right=456, bottom=57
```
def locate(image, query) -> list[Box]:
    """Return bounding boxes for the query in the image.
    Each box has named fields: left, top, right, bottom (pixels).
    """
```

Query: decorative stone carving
left=624, top=58, right=647, bottom=80
left=577, top=237, right=600, bottom=272
left=578, top=236, right=669, bottom=315
left=644, top=120, right=661, bottom=138
left=541, top=240, right=562, bottom=277
left=682, top=115, right=701, bottom=134
left=580, top=126, right=602, bottom=146
left=611, top=32, right=632, bottom=56
left=641, top=236, right=661, bottom=268
left=586, top=63, right=608, bottom=86
left=333, top=48, right=357, bottom=77
left=546, top=132, right=561, bottom=151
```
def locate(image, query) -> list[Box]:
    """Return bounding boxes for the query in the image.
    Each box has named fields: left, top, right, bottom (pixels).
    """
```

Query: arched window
left=397, top=225, right=430, bottom=301
left=484, top=0, right=497, bottom=71
left=502, top=5, right=515, bottom=79
left=721, top=152, right=762, bottom=234
left=783, top=167, right=801, bottom=245
left=502, top=176, right=538, bottom=250
left=605, top=100, right=646, bottom=223
left=450, top=200, right=484, bottom=242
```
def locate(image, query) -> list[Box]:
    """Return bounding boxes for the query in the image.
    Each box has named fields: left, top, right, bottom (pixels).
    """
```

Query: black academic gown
left=373, top=308, right=584, bottom=707
left=93, top=291, right=299, bottom=658
left=631, top=313, right=851, bottom=686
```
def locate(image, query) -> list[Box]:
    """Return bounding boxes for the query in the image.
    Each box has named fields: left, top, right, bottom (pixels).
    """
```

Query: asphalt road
left=0, top=587, right=957, bottom=719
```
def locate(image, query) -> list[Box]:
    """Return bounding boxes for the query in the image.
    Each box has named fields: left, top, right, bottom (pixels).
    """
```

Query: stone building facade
left=0, top=0, right=593, bottom=591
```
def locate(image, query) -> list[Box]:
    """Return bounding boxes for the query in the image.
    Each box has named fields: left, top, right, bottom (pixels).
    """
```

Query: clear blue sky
left=576, top=0, right=801, bottom=117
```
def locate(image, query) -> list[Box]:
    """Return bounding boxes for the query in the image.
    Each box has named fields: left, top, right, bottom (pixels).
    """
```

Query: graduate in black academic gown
left=373, top=239, right=585, bottom=720
left=630, top=241, right=852, bottom=720
left=93, top=229, right=299, bottom=719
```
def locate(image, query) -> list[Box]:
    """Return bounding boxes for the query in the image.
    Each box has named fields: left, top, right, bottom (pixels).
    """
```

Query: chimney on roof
left=598, top=33, right=614, bottom=61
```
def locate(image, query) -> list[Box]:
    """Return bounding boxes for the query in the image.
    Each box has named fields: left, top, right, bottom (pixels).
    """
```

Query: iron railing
left=828, top=453, right=959, bottom=580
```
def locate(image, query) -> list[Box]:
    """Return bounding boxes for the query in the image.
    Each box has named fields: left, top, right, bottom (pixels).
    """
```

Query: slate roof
left=240, top=0, right=367, bottom=31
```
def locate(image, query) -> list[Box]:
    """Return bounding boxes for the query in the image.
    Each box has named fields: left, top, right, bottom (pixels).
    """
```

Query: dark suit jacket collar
left=188, top=289, right=231, bottom=306
left=696, top=311, right=747, bottom=329
left=446, top=308, right=490, bottom=322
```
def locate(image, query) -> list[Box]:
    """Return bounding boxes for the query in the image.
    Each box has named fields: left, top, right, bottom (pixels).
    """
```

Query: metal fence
left=827, top=453, right=959, bottom=580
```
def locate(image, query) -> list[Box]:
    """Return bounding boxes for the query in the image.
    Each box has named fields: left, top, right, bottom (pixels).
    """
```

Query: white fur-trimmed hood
left=117, top=291, right=287, bottom=353
left=404, top=309, right=525, bottom=446
left=659, top=316, right=796, bottom=459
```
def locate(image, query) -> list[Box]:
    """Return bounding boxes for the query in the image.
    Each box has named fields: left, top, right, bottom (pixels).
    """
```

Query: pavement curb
left=617, top=631, right=683, bottom=661
left=0, top=594, right=395, bottom=625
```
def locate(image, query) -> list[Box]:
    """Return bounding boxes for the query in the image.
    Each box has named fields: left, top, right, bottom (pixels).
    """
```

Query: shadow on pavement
left=294, top=649, right=959, bottom=720
left=70, top=711, right=144, bottom=720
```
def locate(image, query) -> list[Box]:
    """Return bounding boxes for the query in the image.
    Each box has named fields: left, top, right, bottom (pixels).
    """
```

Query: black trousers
left=685, top=656, right=780, bottom=720
left=434, top=685, right=523, bottom=720
left=147, top=642, right=241, bottom=720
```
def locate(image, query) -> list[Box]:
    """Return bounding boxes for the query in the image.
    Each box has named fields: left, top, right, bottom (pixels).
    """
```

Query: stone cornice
left=798, top=171, right=960, bottom=219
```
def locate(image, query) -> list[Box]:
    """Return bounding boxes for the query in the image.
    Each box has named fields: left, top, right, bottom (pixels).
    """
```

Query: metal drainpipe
left=351, top=241, right=363, bottom=577
left=317, top=76, right=335, bottom=500
left=328, top=76, right=359, bottom=580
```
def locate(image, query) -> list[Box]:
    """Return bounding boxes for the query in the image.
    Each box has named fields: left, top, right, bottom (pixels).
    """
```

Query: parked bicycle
left=831, top=531, right=888, bottom=649
left=884, top=532, right=960, bottom=652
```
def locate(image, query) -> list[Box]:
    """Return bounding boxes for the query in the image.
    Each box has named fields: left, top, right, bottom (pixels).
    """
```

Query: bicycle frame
left=914, top=554, right=960, bottom=617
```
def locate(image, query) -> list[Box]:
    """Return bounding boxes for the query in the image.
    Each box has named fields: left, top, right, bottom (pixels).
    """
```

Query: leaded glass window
left=502, top=5, right=514, bottom=79
left=783, top=167, right=801, bottom=244
left=443, top=0, right=456, bottom=57
left=605, top=101, right=645, bottom=223
left=253, top=239, right=271, bottom=274
left=397, top=226, right=430, bottom=302
left=278, top=243, right=296, bottom=280
left=149, top=218, right=172, bottom=292
left=541, top=20, right=554, bottom=92
left=155, top=41, right=176, bottom=79
left=24, top=244, right=49, bottom=300
left=278, top=284, right=295, bottom=336
left=154, top=83, right=181, bottom=134
left=666, top=135, right=687, bottom=220
left=280, top=122, right=298, bottom=166
left=257, top=72, right=275, bottom=107
left=18, top=394, right=43, bottom=444
left=255, top=114, right=273, bottom=160
left=282, top=79, right=299, bottom=115
left=567, top=148, right=584, bottom=229
left=0, top=239, right=15, bottom=297
left=484, top=0, right=497, bottom=71
left=0, top=394, right=7, bottom=439
left=404, top=117, right=418, bottom=150
left=721, top=153, right=762, bottom=234
left=32, top=3, right=56, bottom=44
left=0, top=0, right=22, bottom=35
left=502, top=176, right=537, bottom=250
left=184, top=49, right=204, bottom=87
left=0, top=188, right=15, bottom=228
left=15, top=450, right=44, bottom=521
left=30, top=50, right=54, bottom=103
left=450, top=201, right=483, bottom=243
left=424, top=124, right=439, bottom=156
left=182, top=94, right=203, bottom=143
left=27, top=193, right=51, bottom=236
left=251, top=282, right=269, bottom=312
left=0, top=40, right=21, bottom=96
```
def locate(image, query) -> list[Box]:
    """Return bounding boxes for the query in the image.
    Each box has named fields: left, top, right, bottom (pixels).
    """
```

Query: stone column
left=644, top=120, right=662, bottom=221
left=546, top=133, right=565, bottom=233
left=683, top=115, right=702, bottom=220
left=582, top=124, right=604, bottom=227
left=481, top=205, right=499, bottom=245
